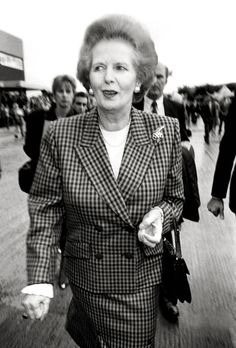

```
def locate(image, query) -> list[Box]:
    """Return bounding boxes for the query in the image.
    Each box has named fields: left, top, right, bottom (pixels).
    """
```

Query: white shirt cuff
left=21, top=284, right=54, bottom=298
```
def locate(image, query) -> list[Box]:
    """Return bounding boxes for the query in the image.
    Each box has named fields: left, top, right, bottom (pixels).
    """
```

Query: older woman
left=22, top=15, right=184, bottom=347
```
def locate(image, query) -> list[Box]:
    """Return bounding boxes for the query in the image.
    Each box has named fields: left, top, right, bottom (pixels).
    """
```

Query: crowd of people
left=0, top=89, right=96, bottom=139
left=184, top=94, right=232, bottom=144
left=0, top=13, right=234, bottom=348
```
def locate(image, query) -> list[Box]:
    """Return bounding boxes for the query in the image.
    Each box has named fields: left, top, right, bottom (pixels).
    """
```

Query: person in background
left=12, top=102, right=25, bottom=138
left=199, top=95, right=215, bottom=144
left=73, top=91, right=88, bottom=114
left=134, top=62, right=190, bottom=144
left=21, top=15, right=184, bottom=347
left=207, top=95, right=236, bottom=217
left=23, top=74, right=77, bottom=289
left=218, top=97, right=231, bottom=136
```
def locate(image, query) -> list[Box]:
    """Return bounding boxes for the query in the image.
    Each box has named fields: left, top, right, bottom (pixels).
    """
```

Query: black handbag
left=18, top=160, right=36, bottom=194
left=162, top=218, right=192, bottom=304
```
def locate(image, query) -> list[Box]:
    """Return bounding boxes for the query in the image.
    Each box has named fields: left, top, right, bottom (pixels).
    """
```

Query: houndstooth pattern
left=27, top=107, right=184, bottom=293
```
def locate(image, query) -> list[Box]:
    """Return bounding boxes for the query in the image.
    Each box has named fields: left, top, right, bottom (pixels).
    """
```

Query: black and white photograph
left=0, top=0, right=235, bottom=347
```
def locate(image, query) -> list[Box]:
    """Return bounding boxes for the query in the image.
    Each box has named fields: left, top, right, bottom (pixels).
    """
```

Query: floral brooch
left=152, top=125, right=165, bottom=141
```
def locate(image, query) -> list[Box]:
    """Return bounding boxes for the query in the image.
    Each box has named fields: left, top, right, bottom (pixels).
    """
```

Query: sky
left=1, top=0, right=236, bottom=93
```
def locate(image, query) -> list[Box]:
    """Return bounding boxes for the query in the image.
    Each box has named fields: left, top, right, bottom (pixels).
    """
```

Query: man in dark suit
left=207, top=95, right=236, bottom=217
left=134, top=62, right=190, bottom=322
left=134, top=62, right=190, bottom=142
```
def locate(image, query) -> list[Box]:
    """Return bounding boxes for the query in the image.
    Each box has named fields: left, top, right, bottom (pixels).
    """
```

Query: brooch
left=152, top=126, right=165, bottom=141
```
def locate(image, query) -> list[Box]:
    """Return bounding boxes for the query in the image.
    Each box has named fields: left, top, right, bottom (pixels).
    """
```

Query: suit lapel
left=163, top=97, right=173, bottom=116
left=117, top=108, right=155, bottom=201
left=74, top=110, right=133, bottom=226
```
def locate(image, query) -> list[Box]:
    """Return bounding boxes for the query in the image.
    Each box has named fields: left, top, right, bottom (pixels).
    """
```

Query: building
left=0, top=30, right=25, bottom=81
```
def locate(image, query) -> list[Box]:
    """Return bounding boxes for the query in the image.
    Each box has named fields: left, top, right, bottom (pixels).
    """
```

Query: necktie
left=151, top=100, right=158, bottom=114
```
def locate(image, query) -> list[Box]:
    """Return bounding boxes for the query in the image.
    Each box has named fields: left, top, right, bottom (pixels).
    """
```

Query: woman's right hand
left=22, top=294, right=50, bottom=321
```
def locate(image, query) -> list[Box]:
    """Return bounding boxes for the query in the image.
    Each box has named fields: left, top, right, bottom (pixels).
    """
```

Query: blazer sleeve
left=26, top=123, right=65, bottom=285
left=211, top=99, right=236, bottom=199
left=158, top=119, right=184, bottom=233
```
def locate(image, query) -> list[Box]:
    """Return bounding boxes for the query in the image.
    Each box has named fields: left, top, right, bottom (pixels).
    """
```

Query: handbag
left=162, top=217, right=192, bottom=304
left=18, top=160, right=36, bottom=194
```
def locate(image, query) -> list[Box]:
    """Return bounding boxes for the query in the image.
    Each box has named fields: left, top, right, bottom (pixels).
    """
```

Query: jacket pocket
left=64, top=241, right=91, bottom=259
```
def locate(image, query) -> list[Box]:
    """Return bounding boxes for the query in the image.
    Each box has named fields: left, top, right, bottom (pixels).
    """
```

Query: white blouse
left=99, top=122, right=130, bottom=179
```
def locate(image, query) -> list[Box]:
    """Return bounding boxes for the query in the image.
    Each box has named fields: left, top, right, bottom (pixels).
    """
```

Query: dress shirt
left=144, top=95, right=165, bottom=115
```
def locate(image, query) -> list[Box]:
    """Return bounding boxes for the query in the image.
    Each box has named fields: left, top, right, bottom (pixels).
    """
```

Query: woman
left=22, top=15, right=184, bottom=347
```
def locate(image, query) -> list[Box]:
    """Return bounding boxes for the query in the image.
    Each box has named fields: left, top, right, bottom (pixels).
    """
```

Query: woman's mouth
left=103, top=90, right=118, bottom=98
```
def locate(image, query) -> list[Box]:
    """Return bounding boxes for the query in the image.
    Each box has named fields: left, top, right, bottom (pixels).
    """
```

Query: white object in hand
left=138, top=208, right=163, bottom=248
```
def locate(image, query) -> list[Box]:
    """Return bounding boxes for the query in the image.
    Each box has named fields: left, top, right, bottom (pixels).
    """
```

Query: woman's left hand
left=138, top=208, right=163, bottom=248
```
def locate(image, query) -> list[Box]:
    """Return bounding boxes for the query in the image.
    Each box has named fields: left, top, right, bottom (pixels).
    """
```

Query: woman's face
left=54, top=82, right=74, bottom=109
left=89, top=39, right=138, bottom=114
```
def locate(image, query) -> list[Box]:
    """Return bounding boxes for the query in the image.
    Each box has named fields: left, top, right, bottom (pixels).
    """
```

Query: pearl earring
left=134, top=85, right=140, bottom=93
left=89, top=88, right=94, bottom=95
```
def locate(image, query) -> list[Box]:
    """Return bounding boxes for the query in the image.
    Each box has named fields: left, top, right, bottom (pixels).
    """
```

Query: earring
left=134, top=85, right=140, bottom=93
left=89, top=88, right=94, bottom=96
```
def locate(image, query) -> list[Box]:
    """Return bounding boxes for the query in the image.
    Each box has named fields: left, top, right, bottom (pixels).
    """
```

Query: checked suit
left=26, top=107, right=184, bottom=347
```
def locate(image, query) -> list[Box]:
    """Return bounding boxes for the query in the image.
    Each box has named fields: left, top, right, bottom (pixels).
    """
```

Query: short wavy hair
left=77, top=15, right=158, bottom=102
left=52, top=75, right=77, bottom=95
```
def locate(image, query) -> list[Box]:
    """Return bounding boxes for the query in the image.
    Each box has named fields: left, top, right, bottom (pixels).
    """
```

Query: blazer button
left=123, top=252, right=134, bottom=259
left=95, top=253, right=103, bottom=260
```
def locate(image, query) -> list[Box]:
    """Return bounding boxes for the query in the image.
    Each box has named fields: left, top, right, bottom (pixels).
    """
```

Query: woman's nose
left=104, top=67, right=114, bottom=83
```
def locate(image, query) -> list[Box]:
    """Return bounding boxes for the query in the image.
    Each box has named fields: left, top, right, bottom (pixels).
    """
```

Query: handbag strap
left=173, top=216, right=182, bottom=259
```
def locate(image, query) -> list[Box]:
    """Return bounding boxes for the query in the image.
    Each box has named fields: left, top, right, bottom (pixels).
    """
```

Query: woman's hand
left=22, top=294, right=50, bottom=321
left=138, top=207, right=163, bottom=248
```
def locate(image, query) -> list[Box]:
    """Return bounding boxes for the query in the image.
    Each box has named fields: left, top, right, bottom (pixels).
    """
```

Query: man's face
left=73, top=96, right=88, bottom=114
left=147, top=63, right=167, bottom=100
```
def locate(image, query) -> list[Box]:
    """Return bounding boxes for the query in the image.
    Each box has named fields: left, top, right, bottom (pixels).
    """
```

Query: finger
left=141, top=213, right=157, bottom=227
left=143, top=231, right=161, bottom=244
left=141, top=234, right=157, bottom=248
left=33, top=305, right=45, bottom=320
left=40, top=300, right=50, bottom=321
left=138, top=229, right=145, bottom=242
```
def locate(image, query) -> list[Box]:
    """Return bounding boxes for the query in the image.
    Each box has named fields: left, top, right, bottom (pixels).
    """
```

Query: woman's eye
left=116, top=65, right=127, bottom=71
left=94, top=65, right=104, bottom=72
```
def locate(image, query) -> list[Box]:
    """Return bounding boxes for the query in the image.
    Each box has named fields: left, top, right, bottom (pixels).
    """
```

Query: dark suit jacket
left=211, top=96, right=236, bottom=214
left=24, top=105, right=77, bottom=163
left=133, top=96, right=189, bottom=141
left=26, top=107, right=184, bottom=293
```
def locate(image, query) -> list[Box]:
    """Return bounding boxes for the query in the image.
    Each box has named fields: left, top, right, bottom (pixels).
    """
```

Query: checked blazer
left=27, top=107, right=184, bottom=294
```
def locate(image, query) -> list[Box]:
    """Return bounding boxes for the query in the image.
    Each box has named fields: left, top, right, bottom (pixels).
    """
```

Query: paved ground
left=0, top=122, right=235, bottom=348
